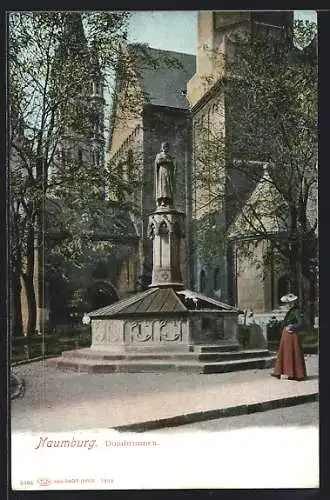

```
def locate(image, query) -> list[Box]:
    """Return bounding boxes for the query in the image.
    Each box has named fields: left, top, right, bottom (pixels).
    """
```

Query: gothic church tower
left=53, top=12, right=105, bottom=176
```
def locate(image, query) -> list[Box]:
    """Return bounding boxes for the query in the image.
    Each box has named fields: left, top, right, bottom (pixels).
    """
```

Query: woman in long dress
left=271, top=294, right=307, bottom=381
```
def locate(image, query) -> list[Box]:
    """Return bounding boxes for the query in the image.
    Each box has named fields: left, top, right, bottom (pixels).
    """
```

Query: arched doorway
left=277, top=274, right=293, bottom=305
left=87, top=280, right=119, bottom=310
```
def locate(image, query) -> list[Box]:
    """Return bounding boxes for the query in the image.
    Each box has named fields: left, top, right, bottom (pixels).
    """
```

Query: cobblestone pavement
left=11, top=354, right=318, bottom=432
left=151, top=402, right=319, bottom=433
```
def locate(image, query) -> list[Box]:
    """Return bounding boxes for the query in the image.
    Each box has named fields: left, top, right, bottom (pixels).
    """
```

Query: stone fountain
left=52, top=142, right=275, bottom=373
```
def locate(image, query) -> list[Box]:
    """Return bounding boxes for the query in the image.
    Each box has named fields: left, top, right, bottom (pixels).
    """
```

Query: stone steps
left=192, top=344, right=240, bottom=353
left=60, top=348, right=270, bottom=363
left=49, top=348, right=276, bottom=374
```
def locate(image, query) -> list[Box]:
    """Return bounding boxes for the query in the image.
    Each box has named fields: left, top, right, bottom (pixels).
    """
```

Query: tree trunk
left=22, top=225, right=37, bottom=336
left=11, top=271, right=24, bottom=337
left=22, top=272, right=37, bottom=336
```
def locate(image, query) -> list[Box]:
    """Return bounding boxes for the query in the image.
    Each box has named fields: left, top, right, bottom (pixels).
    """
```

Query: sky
left=128, top=11, right=317, bottom=55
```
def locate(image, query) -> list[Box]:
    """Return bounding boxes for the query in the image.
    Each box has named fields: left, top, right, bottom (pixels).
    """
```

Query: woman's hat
left=280, top=293, right=298, bottom=304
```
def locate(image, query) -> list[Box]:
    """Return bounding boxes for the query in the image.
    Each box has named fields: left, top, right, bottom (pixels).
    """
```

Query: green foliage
left=11, top=326, right=92, bottom=363
left=194, top=20, right=318, bottom=313
left=9, top=11, right=134, bottom=336
left=195, top=214, right=226, bottom=265
left=45, top=196, right=116, bottom=265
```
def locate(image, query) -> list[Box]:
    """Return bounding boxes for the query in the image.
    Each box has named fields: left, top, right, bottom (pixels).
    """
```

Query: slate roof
left=88, top=287, right=238, bottom=318
left=128, top=45, right=196, bottom=110
left=176, top=290, right=237, bottom=311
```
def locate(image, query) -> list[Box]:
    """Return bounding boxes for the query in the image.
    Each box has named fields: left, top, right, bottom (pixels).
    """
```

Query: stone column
left=147, top=207, right=185, bottom=288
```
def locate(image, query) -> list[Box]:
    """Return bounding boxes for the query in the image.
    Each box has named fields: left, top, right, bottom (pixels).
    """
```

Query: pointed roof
left=61, top=12, right=88, bottom=55
left=228, top=162, right=318, bottom=239
left=228, top=164, right=287, bottom=238
left=55, top=12, right=96, bottom=77
left=88, top=287, right=238, bottom=318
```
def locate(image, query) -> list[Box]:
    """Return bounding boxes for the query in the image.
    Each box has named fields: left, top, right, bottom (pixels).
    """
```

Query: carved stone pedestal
left=147, top=207, right=185, bottom=288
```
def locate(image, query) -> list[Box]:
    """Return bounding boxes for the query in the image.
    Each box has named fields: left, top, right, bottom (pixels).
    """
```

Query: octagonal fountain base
left=50, top=287, right=276, bottom=373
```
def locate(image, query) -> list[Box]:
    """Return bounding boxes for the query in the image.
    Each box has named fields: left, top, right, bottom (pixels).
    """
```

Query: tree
left=8, top=12, right=131, bottom=335
left=9, top=12, right=183, bottom=336
left=193, top=20, right=318, bottom=319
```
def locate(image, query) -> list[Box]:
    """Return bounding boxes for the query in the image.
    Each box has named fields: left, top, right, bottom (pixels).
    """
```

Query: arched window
left=200, top=270, right=206, bottom=293
left=88, top=280, right=119, bottom=310
left=92, top=80, right=101, bottom=96
left=92, top=261, right=109, bottom=279
left=66, top=149, right=72, bottom=165
left=95, top=149, right=100, bottom=167
left=159, top=221, right=168, bottom=235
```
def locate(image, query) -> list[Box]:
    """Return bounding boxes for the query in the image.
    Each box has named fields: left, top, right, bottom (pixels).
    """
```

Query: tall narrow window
left=200, top=270, right=206, bottom=293
left=207, top=108, right=211, bottom=143
left=214, top=267, right=221, bottom=291
left=66, top=149, right=72, bottom=166
left=78, top=148, right=83, bottom=167
left=277, top=274, right=292, bottom=305
left=200, top=115, right=204, bottom=133
left=95, top=149, right=100, bottom=167
left=60, top=148, right=66, bottom=168
left=126, top=260, right=130, bottom=284
left=116, top=161, right=124, bottom=199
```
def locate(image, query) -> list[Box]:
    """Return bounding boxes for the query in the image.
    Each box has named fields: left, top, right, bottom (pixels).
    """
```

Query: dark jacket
left=283, top=305, right=306, bottom=332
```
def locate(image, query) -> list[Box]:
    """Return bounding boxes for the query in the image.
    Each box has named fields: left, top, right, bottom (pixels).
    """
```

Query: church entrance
left=87, top=281, right=119, bottom=310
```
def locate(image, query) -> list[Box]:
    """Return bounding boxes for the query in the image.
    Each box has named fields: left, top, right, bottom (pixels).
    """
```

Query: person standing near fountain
left=271, top=294, right=307, bottom=381
left=155, top=142, right=176, bottom=208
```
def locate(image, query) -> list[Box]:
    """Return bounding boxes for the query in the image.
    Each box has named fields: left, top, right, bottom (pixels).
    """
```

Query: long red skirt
left=273, top=327, right=307, bottom=380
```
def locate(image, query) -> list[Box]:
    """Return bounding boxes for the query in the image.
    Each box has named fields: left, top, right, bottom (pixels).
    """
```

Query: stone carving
left=105, top=322, right=121, bottom=343
left=159, top=319, right=182, bottom=342
left=92, top=320, right=123, bottom=345
left=147, top=217, right=155, bottom=239
left=147, top=213, right=185, bottom=240
left=128, top=321, right=153, bottom=343
left=93, top=320, right=107, bottom=344
left=154, top=142, right=176, bottom=208
left=158, top=220, right=169, bottom=235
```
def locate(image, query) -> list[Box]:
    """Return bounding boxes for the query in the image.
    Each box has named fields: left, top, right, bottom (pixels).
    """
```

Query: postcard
left=9, top=9, right=319, bottom=491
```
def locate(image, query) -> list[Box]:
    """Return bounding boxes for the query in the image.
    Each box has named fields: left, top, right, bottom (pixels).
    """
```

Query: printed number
left=20, top=480, right=34, bottom=485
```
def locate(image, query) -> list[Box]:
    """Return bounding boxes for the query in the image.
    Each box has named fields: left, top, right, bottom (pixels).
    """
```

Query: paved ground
left=153, top=401, right=319, bottom=432
left=11, top=354, right=318, bottom=432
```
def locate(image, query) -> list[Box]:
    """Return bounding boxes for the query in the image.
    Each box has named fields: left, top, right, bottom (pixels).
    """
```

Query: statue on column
left=154, top=142, right=176, bottom=208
